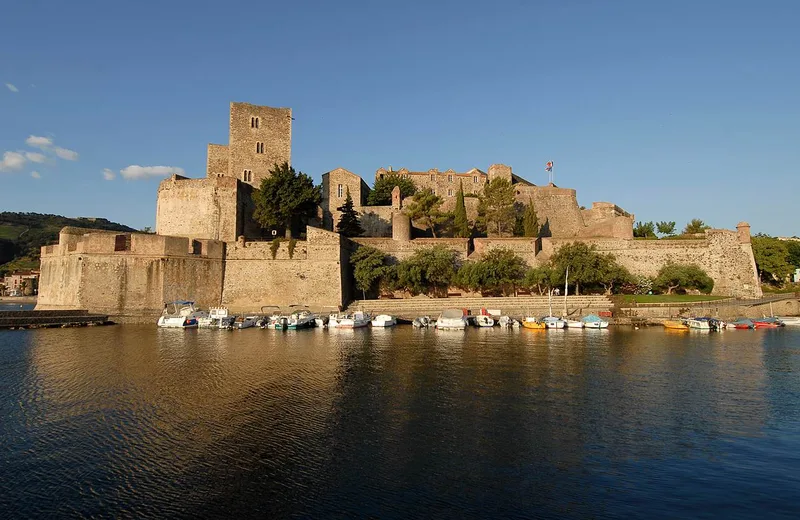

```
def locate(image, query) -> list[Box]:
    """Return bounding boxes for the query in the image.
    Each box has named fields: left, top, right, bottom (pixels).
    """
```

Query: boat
left=581, top=314, right=609, bottom=329
left=521, top=317, right=546, bottom=329
left=412, top=316, right=432, bottom=328
left=257, top=306, right=282, bottom=329
left=198, top=306, right=228, bottom=328
left=314, top=316, right=327, bottom=328
left=157, top=300, right=207, bottom=328
left=686, top=318, right=711, bottom=330
left=776, top=316, right=800, bottom=326
left=474, top=315, right=495, bottom=327
left=663, top=320, right=689, bottom=330
left=498, top=316, right=520, bottom=328
left=436, top=309, right=467, bottom=330
left=371, top=314, right=396, bottom=327
left=337, top=311, right=370, bottom=329
left=565, top=319, right=584, bottom=328
left=753, top=317, right=784, bottom=329
left=542, top=316, right=566, bottom=329
left=232, top=315, right=258, bottom=329
left=730, top=318, right=755, bottom=329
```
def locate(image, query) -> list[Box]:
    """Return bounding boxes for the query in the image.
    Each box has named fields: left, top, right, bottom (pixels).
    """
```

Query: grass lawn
left=0, top=225, right=25, bottom=240
left=618, top=294, right=728, bottom=304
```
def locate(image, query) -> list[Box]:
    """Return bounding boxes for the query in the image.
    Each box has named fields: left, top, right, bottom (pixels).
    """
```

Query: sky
left=1, top=0, right=798, bottom=235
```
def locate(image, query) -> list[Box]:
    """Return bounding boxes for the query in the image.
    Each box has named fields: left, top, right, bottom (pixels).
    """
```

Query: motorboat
left=314, top=316, right=327, bottom=328
left=371, top=314, right=397, bottom=327
left=412, top=316, right=432, bottom=328
left=521, top=317, right=546, bottom=329
left=328, top=313, right=345, bottom=328
left=198, top=307, right=228, bottom=328
left=157, top=300, right=207, bottom=328
left=776, top=316, right=800, bottom=326
left=498, top=316, right=520, bottom=328
left=686, top=318, right=712, bottom=330
left=565, top=319, right=584, bottom=329
left=436, top=309, right=467, bottom=330
left=663, top=320, right=689, bottom=330
left=257, top=306, right=282, bottom=329
left=337, top=311, right=370, bottom=329
left=474, top=315, right=495, bottom=327
left=581, top=314, right=609, bottom=329
left=730, top=318, right=755, bottom=329
left=232, top=315, right=258, bottom=329
left=276, top=310, right=317, bottom=330
left=542, top=316, right=566, bottom=329
left=753, top=317, right=784, bottom=329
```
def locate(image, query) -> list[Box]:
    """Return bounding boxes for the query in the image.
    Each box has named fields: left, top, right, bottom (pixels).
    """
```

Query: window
left=256, top=142, right=264, bottom=154
left=473, top=176, right=478, bottom=183
left=448, top=174, right=453, bottom=182
left=448, top=189, right=453, bottom=197
left=251, top=117, right=259, bottom=128
left=337, top=184, right=343, bottom=197
left=431, top=174, right=435, bottom=181
left=243, top=169, right=252, bottom=182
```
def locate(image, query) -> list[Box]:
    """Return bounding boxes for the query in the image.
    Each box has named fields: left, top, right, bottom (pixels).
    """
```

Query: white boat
left=566, top=319, right=584, bottom=328
left=498, top=316, right=520, bottom=328
left=371, top=314, right=396, bottom=327
left=474, top=315, right=495, bottom=327
left=257, top=306, right=282, bottom=329
left=198, top=306, right=229, bottom=328
left=337, top=311, right=370, bottom=329
left=412, top=316, right=431, bottom=328
left=157, top=300, right=207, bottom=328
left=776, top=316, right=800, bottom=326
left=436, top=309, right=467, bottom=330
left=542, top=316, right=566, bottom=329
left=581, top=314, right=609, bottom=329
left=686, top=318, right=712, bottom=330
left=328, top=313, right=345, bottom=328
left=232, top=315, right=258, bottom=329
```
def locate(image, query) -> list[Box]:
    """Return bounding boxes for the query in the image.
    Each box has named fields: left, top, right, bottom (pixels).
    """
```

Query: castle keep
left=37, top=102, right=762, bottom=319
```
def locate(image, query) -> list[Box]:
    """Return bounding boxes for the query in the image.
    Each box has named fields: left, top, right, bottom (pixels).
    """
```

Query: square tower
left=227, top=102, right=292, bottom=187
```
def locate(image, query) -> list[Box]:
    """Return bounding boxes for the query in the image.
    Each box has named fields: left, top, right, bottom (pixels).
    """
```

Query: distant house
left=2, top=270, right=39, bottom=296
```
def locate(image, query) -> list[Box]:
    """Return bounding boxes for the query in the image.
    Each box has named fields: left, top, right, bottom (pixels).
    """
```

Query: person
left=554, top=288, right=560, bottom=296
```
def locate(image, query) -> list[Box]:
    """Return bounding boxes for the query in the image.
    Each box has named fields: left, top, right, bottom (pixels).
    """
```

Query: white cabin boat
left=542, top=316, right=566, bottom=329
left=581, top=314, right=609, bottom=329
left=566, top=319, right=584, bottom=328
left=198, top=307, right=228, bottom=328
left=157, top=301, right=207, bottom=328
left=776, top=316, right=800, bottom=326
left=232, top=315, right=258, bottom=329
left=338, top=311, right=370, bottom=329
left=371, top=314, right=396, bottom=327
left=498, top=316, right=520, bottom=328
left=436, top=309, right=467, bottom=330
left=412, top=316, right=432, bottom=328
left=686, top=318, right=711, bottom=330
left=474, top=315, right=495, bottom=327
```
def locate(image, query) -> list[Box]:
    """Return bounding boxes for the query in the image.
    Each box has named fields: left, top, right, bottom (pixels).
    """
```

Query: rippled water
left=1, top=325, right=798, bottom=519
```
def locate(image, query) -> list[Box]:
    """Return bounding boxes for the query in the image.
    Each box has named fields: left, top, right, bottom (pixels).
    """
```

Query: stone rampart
left=472, top=238, right=538, bottom=264
left=351, top=237, right=470, bottom=262
left=156, top=175, right=240, bottom=241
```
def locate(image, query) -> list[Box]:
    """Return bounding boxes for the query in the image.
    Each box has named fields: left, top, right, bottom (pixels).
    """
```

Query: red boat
left=753, top=320, right=780, bottom=329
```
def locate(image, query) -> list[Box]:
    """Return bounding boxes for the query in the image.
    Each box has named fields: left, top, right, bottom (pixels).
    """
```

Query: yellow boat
left=522, top=317, right=546, bottom=329
left=663, top=320, right=689, bottom=330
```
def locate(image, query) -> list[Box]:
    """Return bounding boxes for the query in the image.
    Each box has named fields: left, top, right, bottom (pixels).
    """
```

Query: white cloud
left=54, top=147, right=78, bottom=161
left=25, top=151, right=47, bottom=163
left=5, top=83, right=18, bottom=93
left=103, top=168, right=115, bottom=180
left=120, top=165, right=185, bottom=180
left=31, top=171, right=41, bottom=179
left=0, top=151, right=26, bottom=172
left=26, top=135, right=53, bottom=149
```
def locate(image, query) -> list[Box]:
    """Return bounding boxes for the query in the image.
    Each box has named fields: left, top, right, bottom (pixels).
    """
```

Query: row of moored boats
left=662, top=316, right=799, bottom=330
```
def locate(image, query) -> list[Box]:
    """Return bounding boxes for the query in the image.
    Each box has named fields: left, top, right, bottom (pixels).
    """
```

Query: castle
left=36, top=102, right=762, bottom=319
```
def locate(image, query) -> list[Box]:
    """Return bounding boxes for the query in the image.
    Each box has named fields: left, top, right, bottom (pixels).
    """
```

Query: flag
left=545, top=161, right=553, bottom=172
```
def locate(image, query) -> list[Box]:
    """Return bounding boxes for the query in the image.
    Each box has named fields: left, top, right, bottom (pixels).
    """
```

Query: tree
left=476, top=178, right=516, bottom=236
left=523, top=198, right=539, bottom=237
left=366, top=173, right=417, bottom=206
left=405, top=188, right=447, bottom=238
left=633, top=221, right=656, bottom=238
left=656, top=221, right=676, bottom=236
left=751, top=235, right=792, bottom=284
left=335, top=187, right=363, bottom=237
left=786, top=241, right=800, bottom=270
left=395, top=245, right=458, bottom=296
left=140, top=226, right=153, bottom=234
left=595, top=254, right=633, bottom=295
left=454, top=248, right=527, bottom=296
left=350, top=245, right=390, bottom=298
left=654, top=263, right=714, bottom=294
left=453, top=181, right=470, bottom=238
left=252, top=162, right=321, bottom=238
left=523, top=265, right=558, bottom=295
left=683, top=218, right=710, bottom=235
left=549, top=242, right=601, bottom=295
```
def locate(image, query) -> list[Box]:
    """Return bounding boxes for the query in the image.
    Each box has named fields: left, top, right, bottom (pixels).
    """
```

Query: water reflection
left=1, top=325, right=797, bottom=518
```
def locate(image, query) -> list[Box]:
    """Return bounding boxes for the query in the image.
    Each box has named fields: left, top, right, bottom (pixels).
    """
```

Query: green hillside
left=0, top=212, right=137, bottom=275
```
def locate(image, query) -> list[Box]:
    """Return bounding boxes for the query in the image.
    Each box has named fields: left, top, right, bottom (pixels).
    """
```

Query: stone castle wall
left=228, top=102, right=291, bottom=187
left=351, top=237, right=470, bottom=262
left=206, top=144, right=229, bottom=177
left=156, top=175, right=241, bottom=242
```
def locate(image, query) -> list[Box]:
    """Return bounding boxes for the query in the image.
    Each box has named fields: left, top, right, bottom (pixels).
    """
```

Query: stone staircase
left=345, top=295, right=613, bottom=321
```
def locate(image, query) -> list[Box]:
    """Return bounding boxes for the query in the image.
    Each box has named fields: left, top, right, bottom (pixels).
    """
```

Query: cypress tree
left=336, top=187, right=363, bottom=237
left=523, top=198, right=539, bottom=237
left=453, top=181, right=470, bottom=238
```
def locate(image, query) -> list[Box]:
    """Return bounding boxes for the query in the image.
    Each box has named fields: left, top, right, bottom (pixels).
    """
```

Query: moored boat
left=232, top=315, right=258, bottom=329
left=198, top=306, right=228, bottom=328
left=371, top=314, right=396, bottom=327
left=498, top=316, right=520, bottom=328
left=730, top=318, right=755, bottom=329
left=436, top=309, right=467, bottom=330
left=565, top=319, right=584, bottom=329
left=686, top=318, right=711, bottom=330
left=157, top=300, right=207, bottom=328
left=474, top=315, right=495, bottom=327
left=542, top=316, right=566, bottom=329
left=663, top=320, right=689, bottom=330
left=338, top=311, right=370, bottom=329
left=521, top=317, right=546, bottom=329
left=412, top=316, right=432, bottom=328
left=581, top=314, right=609, bottom=329
left=776, top=316, right=800, bottom=326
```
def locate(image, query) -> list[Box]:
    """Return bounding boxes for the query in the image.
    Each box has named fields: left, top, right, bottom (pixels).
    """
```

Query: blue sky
left=1, top=0, right=798, bottom=235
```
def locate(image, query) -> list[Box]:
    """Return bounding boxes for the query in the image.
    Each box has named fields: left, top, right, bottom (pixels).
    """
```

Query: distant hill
left=0, top=212, right=137, bottom=274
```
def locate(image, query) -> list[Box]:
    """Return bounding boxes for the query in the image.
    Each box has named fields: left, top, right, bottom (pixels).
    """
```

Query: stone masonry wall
left=228, top=102, right=291, bottom=188
left=156, top=175, right=240, bottom=242
left=206, top=143, right=229, bottom=177
left=351, top=237, right=470, bottom=262
left=322, top=168, right=370, bottom=230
